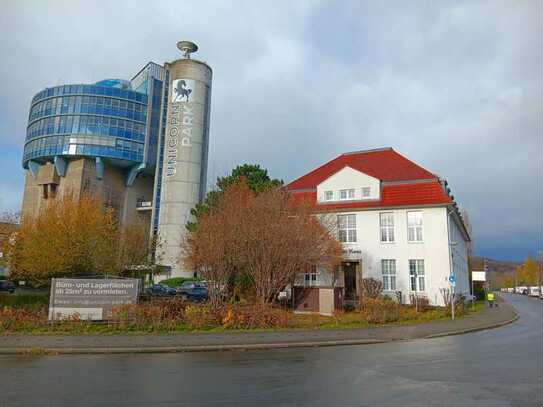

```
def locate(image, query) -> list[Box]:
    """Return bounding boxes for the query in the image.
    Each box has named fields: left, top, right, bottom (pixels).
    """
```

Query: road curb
left=425, top=305, right=519, bottom=339
left=0, top=339, right=389, bottom=355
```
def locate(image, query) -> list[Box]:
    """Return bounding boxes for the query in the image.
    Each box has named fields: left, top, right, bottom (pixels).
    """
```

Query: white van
left=528, top=286, right=540, bottom=297
left=515, top=286, right=528, bottom=294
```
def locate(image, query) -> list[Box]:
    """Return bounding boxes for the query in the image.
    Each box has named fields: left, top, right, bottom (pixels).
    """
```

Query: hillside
left=470, top=256, right=521, bottom=274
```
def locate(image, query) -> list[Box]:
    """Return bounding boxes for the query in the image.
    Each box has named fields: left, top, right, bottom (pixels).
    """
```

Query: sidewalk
left=0, top=299, right=518, bottom=354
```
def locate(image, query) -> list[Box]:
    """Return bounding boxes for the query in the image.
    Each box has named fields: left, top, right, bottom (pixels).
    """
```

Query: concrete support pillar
left=126, top=163, right=145, bottom=187
left=95, top=157, right=104, bottom=180
left=54, top=156, right=67, bottom=177
left=28, top=160, right=40, bottom=180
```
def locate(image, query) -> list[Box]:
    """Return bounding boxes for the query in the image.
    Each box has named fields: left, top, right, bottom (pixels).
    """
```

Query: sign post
left=471, top=271, right=487, bottom=310
left=448, top=275, right=456, bottom=320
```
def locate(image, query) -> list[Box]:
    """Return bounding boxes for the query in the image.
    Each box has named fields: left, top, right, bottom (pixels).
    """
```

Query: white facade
left=310, top=167, right=470, bottom=307
left=317, top=166, right=381, bottom=202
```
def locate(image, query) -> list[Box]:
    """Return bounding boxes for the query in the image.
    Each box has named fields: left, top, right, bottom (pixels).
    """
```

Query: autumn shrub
left=445, top=294, right=467, bottom=317
left=184, top=304, right=219, bottom=330
left=0, top=306, right=48, bottom=332
left=361, top=298, right=400, bottom=324
left=439, top=289, right=467, bottom=317
left=409, top=294, right=431, bottom=311
left=110, top=298, right=187, bottom=331
left=220, top=303, right=289, bottom=330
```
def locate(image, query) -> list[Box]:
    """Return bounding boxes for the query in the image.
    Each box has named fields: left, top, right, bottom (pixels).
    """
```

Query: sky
left=0, top=0, right=541, bottom=261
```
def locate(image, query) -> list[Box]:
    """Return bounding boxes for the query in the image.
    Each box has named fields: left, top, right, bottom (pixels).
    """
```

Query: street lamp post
left=539, top=250, right=542, bottom=295
left=471, top=273, right=475, bottom=311
left=451, top=277, right=455, bottom=321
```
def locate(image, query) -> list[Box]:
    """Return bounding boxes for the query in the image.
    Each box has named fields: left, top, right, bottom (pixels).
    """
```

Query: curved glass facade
left=23, top=83, right=149, bottom=168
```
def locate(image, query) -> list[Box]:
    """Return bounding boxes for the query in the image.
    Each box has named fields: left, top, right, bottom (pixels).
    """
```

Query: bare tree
left=242, top=187, right=342, bottom=303
left=362, top=278, right=383, bottom=300
left=182, top=182, right=252, bottom=307
left=182, top=181, right=343, bottom=305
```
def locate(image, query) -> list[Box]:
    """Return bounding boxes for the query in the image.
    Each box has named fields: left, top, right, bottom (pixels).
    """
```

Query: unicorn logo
left=172, top=79, right=193, bottom=103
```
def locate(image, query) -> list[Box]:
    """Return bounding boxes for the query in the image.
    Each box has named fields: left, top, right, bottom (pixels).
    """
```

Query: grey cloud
left=0, top=0, right=541, bottom=260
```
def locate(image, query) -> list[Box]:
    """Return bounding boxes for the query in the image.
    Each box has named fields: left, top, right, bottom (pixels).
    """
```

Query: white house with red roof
left=286, top=147, right=470, bottom=313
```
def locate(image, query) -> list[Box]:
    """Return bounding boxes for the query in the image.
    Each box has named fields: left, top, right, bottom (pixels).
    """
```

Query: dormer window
left=362, top=187, right=370, bottom=198
left=324, top=191, right=333, bottom=201
left=339, top=189, right=355, bottom=200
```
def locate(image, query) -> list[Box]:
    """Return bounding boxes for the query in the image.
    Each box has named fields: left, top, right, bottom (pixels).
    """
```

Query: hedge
left=0, top=293, right=50, bottom=308
left=158, top=277, right=202, bottom=288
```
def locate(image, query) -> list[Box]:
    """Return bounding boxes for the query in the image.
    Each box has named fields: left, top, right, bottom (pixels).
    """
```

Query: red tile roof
left=290, top=182, right=451, bottom=211
left=286, top=148, right=452, bottom=210
left=286, top=148, right=437, bottom=191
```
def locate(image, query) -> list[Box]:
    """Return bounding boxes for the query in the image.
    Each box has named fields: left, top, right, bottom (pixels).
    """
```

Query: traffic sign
left=472, top=271, right=486, bottom=282
left=448, top=275, right=456, bottom=285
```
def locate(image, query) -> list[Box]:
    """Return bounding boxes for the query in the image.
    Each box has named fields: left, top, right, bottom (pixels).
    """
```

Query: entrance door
left=344, top=262, right=357, bottom=300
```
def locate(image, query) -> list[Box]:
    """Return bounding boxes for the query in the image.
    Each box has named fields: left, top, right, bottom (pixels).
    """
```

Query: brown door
left=344, top=262, right=357, bottom=300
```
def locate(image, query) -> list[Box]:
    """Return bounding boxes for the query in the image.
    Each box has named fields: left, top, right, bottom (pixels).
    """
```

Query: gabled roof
left=286, top=147, right=453, bottom=210
left=286, top=147, right=437, bottom=191
left=285, top=147, right=469, bottom=240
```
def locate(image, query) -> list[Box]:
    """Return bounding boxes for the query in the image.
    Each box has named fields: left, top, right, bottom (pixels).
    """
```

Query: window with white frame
left=339, top=189, right=355, bottom=200
left=381, top=259, right=396, bottom=291
left=304, top=265, right=318, bottom=287
left=362, top=187, right=371, bottom=198
left=409, top=259, right=425, bottom=291
left=324, top=191, right=333, bottom=201
left=407, top=211, right=423, bottom=242
left=338, top=214, right=357, bottom=243
left=380, top=212, right=395, bottom=242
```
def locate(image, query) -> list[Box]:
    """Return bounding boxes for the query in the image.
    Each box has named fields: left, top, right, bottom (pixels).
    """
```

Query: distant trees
left=491, top=256, right=542, bottom=289
left=6, top=195, right=153, bottom=286
left=501, top=274, right=514, bottom=288
left=515, top=256, right=541, bottom=286
left=0, top=212, right=20, bottom=272
left=182, top=181, right=342, bottom=306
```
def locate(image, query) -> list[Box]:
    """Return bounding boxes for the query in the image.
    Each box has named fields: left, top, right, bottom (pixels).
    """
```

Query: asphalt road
left=1, top=293, right=541, bottom=407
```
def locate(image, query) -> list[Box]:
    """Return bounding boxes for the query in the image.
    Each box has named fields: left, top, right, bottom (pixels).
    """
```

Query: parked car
left=528, top=286, right=540, bottom=297
left=146, top=284, right=176, bottom=297
left=0, top=281, right=16, bottom=294
left=515, top=286, right=528, bottom=295
left=175, top=281, right=208, bottom=302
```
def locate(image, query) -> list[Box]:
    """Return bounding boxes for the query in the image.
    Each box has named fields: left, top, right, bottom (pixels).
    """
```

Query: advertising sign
left=472, top=271, right=486, bottom=282
left=48, top=278, right=139, bottom=321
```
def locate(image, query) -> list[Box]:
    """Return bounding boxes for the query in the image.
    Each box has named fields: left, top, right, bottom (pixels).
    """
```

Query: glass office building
left=22, top=62, right=166, bottom=226
left=21, top=43, right=212, bottom=279
left=24, top=81, right=148, bottom=167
